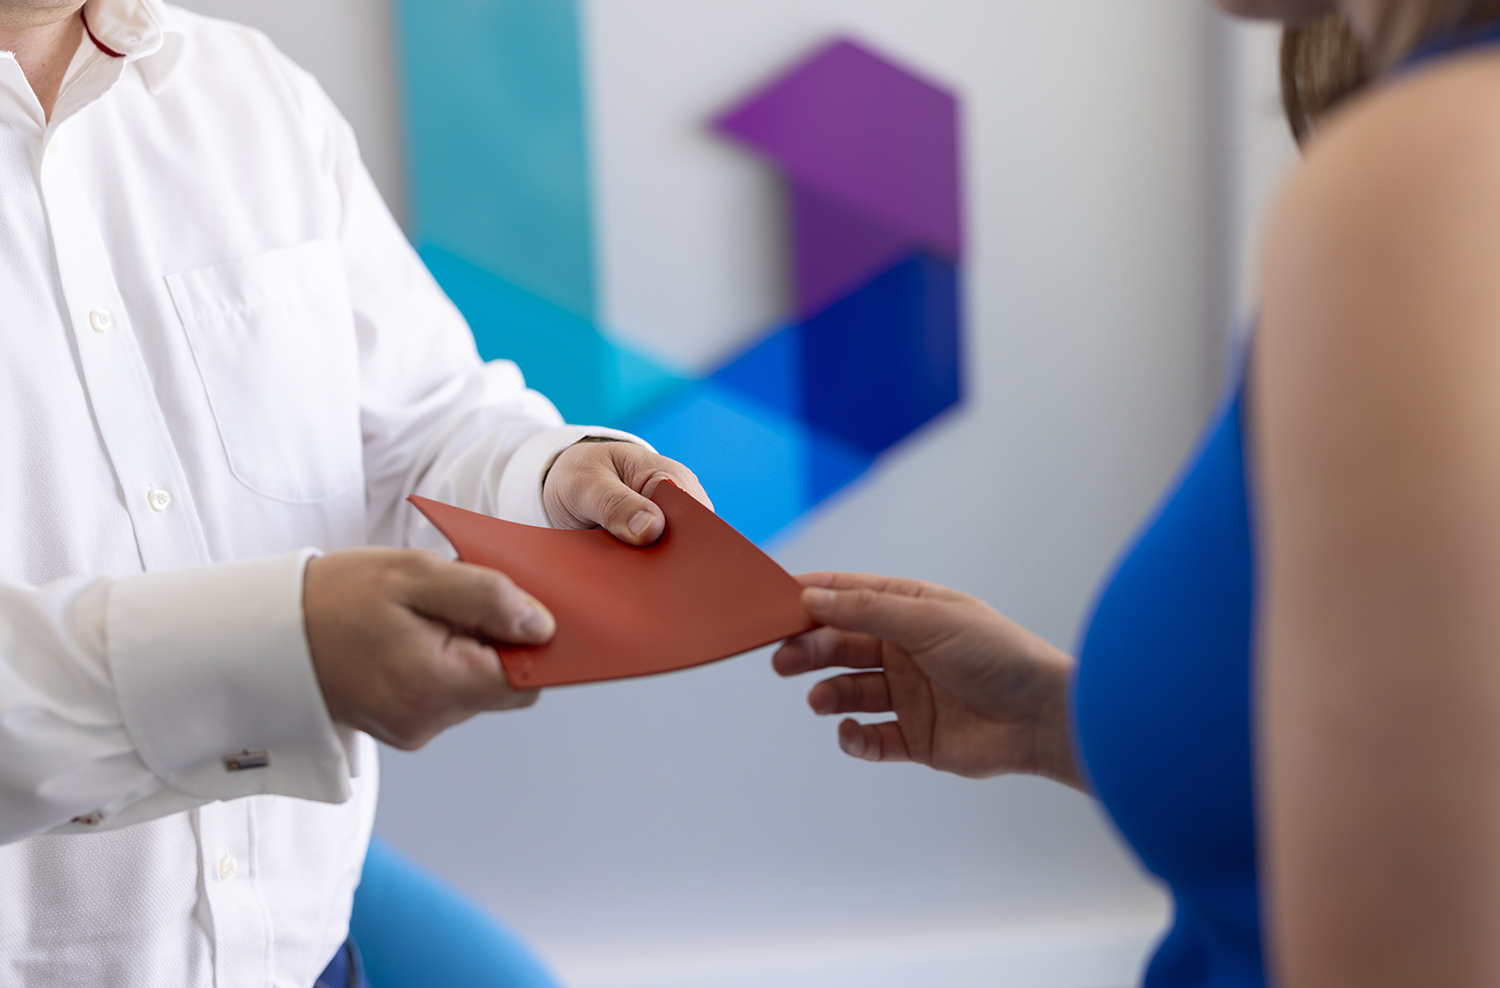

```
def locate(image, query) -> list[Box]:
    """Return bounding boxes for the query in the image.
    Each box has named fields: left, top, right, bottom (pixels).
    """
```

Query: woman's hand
left=773, top=573, right=1083, bottom=788
left=543, top=439, right=712, bottom=545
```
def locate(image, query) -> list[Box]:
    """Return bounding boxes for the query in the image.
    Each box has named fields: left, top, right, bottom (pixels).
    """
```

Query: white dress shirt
left=0, top=2, right=636, bottom=985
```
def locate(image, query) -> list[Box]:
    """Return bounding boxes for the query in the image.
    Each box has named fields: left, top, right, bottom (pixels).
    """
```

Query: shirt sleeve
left=0, top=551, right=350, bottom=846
left=284, top=61, right=651, bottom=554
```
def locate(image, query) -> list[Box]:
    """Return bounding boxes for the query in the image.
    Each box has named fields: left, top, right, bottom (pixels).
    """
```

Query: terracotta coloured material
left=408, top=482, right=817, bottom=688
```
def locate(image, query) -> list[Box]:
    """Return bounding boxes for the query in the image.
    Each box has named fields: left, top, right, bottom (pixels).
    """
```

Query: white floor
left=547, top=905, right=1168, bottom=988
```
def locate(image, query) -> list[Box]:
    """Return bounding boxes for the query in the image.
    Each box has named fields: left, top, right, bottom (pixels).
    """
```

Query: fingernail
left=838, top=720, right=864, bottom=757
left=803, top=587, right=835, bottom=610
left=628, top=510, right=655, bottom=538
left=518, top=603, right=554, bottom=640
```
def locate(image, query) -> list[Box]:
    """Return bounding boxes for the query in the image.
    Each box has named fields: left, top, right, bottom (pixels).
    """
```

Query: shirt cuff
left=494, top=425, right=655, bottom=528
left=106, top=550, right=351, bottom=804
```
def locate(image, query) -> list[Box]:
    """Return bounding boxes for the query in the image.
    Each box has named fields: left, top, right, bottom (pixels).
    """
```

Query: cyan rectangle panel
left=394, top=0, right=596, bottom=317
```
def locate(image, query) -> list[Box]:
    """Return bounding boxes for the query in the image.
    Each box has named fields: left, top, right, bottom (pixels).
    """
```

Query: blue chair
left=350, top=837, right=563, bottom=988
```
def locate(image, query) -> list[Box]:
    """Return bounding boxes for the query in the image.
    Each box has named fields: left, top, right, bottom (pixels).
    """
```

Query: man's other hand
left=304, top=549, right=552, bottom=749
left=543, top=440, right=712, bottom=545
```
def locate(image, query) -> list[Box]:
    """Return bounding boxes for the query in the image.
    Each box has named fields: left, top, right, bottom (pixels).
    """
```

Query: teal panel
left=423, top=246, right=689, bottom=425
left=604, top=337, right=694, bottom=427
left=395, top=0, right=595, bottom=317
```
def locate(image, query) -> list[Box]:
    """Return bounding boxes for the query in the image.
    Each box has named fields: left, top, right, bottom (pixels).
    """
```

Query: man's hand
left=543, top=440, right=712, bottom=545
left=773, top=573, right=1083, bottom=788
left=304, top=549, right=553, bottom=750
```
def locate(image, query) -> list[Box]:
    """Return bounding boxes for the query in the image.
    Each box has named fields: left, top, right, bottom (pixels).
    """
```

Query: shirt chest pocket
left=166, top=240, right=363, bottom=504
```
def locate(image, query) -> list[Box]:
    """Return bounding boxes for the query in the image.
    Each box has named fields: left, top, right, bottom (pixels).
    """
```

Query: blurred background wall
left=175, top=2, right=1296, bottom=985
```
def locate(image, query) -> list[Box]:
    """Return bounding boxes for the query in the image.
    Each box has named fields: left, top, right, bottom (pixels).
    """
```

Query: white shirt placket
left=36, top=69, right=274, bottom=987
left=196, top=801, right=272, bottom=988
left=38, top=120, right=211, bottom=572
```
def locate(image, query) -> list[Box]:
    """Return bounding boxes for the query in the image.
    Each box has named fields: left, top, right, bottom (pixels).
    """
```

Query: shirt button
left=147, top=488, right=172, bottom=512
left=89, top=309, right=112, bottom=333
left=218, top=855, right=238, bottom=881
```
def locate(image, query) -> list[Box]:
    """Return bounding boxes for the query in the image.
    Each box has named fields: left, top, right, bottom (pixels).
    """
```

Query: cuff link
left=224, top=749, right=270, bottom=772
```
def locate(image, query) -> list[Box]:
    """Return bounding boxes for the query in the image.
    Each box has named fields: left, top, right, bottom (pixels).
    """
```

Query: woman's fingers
left=797, top=571, right=966, bottom=601
left=800, top=584, right=959, bottom=655
left=799, top=571, right=915, bottom=592
left=798, top=572, right=972, bottom=602
left=837, top=718, right=912, bottom=763
left=807, top=671, right=892, bottom=715
left=772, top=626, right=884, bottom=675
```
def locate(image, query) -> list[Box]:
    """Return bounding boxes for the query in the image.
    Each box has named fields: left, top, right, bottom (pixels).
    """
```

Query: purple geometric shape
left=716, top=38, right=961, bottom=262
left=669, top=34, right=966, bottom=543
left=792, top=180, right=915, bottom=318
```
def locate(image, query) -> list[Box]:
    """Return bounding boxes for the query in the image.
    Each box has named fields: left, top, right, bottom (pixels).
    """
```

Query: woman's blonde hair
left=1282, top=0, right=1500, bottom=142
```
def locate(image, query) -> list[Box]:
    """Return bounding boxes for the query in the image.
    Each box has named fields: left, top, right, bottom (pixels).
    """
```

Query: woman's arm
left=774, top=573, right=1083, bottom=789
left=1255, top=53, right=1500, bottom=987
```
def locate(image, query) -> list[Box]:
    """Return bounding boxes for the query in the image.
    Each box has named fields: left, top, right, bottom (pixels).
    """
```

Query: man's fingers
left=401, top=558, right=556, bottom=645
left=433, top=634, right=539, bottom=707
left=636, top=469, right=713, bottom=514
left=549, top=442, right=715, bottom=545
left=808, top=672, right=892, bottom=716
left=601, top=445, right=712, bottom=543
left=609, top=443, right=713, bottom=513
left=837, top=718, right=912, bottom=763
left=588, top=481, right=666, bottom=546
left=305, top=549, right=549, bottom=752
left=772, top=626, right=884, bottom=676
left=504, top=688, right=542, bottom=711
left=800, top=585, right=957, bottom=655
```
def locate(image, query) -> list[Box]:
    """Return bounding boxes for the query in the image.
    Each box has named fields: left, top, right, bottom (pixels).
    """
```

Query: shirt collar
left=80, top=0, right=186, bottom=92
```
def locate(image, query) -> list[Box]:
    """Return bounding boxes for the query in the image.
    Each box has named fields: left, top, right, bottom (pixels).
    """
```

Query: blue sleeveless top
left=1071, top=23, right=1500, bottom=987
left=1074, top=381, right=1261, bottom=987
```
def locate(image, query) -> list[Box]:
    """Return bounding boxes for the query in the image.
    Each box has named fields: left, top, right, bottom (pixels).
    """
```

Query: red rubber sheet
left=409, top=482, right=816, bottom=688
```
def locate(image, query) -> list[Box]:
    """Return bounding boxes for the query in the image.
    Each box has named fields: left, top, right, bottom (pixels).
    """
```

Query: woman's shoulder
left=1272, top=50, right=1500, bottom=252
left=1250, top=46, right=1500, bottom=533
left=1257, top=49, right=1500, bottom=360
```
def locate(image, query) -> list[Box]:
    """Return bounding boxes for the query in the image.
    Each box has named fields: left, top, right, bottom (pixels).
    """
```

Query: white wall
left=1225, top=21, right=1300, bottom=328
left=169, top=3, right=1301, bottom=985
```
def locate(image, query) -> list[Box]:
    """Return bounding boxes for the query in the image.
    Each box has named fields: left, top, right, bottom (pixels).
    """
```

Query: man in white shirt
left=0, top=0, right=709, bottom=985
